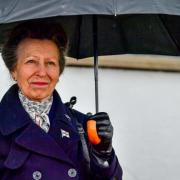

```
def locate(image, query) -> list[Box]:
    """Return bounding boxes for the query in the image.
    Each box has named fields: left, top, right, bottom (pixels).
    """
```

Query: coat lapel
left=4, top=141, right=30, bottom=169
left=50, top=115, right=80, bottom=153
left=48, top=91, right=81, bottom=154
left=0, top=85, right=31, bottom=135
left=0, top=84, right=77, bottom=167
left=15, top=122, right=74, bottom=166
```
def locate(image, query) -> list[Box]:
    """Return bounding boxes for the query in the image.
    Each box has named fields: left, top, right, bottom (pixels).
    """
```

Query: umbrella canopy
left=0, top=1, right=180, bottom=58
left=1, top=14, right=180, bottom=58
left=0, top=0, right=180, bottom=112
left=0, top=0, right=180, bottom=23
left=68, top=14, right=180, bottom=58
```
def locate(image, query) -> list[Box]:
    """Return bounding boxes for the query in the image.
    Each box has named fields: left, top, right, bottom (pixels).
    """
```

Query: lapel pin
left=61, top=129, right=70, bottom=138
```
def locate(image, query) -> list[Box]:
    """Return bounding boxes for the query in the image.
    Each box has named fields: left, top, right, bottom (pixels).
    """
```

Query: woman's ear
left=11, top=69, right=17, bottom=81
left=11, top=63, right=18, bottom=81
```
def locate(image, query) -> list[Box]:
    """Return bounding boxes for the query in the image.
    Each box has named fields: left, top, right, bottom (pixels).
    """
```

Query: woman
left=0, top=21, right=123, bottom=180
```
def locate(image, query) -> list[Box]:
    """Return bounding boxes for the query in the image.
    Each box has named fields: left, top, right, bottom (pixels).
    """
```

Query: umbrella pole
left=93, top=15, right=99, bottom=113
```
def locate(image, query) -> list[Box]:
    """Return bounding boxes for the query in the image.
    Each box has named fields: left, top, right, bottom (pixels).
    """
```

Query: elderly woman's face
left=12, top=38, right=60, bottom=101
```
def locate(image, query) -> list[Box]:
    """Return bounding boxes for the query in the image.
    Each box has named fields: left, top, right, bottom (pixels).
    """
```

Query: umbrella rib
left=158, top=14, right=180, bottom=55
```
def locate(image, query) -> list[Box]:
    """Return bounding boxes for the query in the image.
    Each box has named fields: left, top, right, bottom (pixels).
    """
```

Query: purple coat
left=0, top=85, right=122, bottom=180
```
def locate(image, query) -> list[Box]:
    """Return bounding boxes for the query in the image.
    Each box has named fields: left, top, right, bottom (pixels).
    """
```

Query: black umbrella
left=0, top=0, right=180, bottom=112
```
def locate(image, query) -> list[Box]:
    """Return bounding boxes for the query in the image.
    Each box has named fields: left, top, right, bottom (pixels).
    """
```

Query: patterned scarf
left=18, top=90, right=53, bottom=133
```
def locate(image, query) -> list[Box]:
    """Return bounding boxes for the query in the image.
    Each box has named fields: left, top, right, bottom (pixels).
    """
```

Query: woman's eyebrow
left=25, top=55, right=39, bottom=59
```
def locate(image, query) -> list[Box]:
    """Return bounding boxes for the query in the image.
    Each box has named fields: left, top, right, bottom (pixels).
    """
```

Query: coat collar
left=0, top=84, right=70, bottom=136
left=0, top=84, right=79, bottom=166
left=0, top=84, right=31, bottom=135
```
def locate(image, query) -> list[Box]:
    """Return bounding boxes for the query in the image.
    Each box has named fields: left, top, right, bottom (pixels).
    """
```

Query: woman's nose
left=36, top=63, right=47, bottom=76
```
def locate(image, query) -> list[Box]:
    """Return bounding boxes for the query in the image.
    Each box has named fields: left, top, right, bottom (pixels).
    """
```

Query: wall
left=1, top=58, right=180, bottom=180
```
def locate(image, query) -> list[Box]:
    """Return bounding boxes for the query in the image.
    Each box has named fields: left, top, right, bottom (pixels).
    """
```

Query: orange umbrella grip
left=87, top=120, right=101, bottom=145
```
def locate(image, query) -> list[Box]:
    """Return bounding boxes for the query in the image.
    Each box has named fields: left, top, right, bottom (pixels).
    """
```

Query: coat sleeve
left=89, top=148, right=123, bottom=180
left=71, top=109, right=123, bottom=180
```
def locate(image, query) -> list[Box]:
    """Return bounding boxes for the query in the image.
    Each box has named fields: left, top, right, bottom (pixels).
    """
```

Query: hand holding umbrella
left=87, top=112, right=113, bottom=160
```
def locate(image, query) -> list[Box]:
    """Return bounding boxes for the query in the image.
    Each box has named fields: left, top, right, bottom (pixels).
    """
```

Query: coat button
left=32, top=171, right=42, bottom=180
left=68, top=168, right=77, bottom=178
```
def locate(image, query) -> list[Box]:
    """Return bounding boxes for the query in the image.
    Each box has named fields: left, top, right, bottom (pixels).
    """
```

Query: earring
left=13, top=76, right=17, bottom=81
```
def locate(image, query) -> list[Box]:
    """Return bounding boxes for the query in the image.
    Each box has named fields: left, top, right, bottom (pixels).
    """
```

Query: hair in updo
left=2, top=20, right=68, bottom=74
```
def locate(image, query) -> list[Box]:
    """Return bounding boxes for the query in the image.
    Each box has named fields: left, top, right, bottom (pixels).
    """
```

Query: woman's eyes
left=47, top=61, right=56, bottom=66
left=25, top=60, right=56, bottom=66
left=26, top=59, right=36, bottom=64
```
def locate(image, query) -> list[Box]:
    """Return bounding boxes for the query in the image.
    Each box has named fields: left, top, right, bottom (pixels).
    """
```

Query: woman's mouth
left=31, top=82, right=49, bottom=86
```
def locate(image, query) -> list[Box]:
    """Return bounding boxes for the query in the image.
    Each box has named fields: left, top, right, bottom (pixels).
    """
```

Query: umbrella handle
left=87, top=120, right=101, bottom=145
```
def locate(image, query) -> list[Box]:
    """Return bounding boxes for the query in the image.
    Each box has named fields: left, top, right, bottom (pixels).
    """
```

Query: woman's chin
left=26, top=92, right=51, bottom=102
